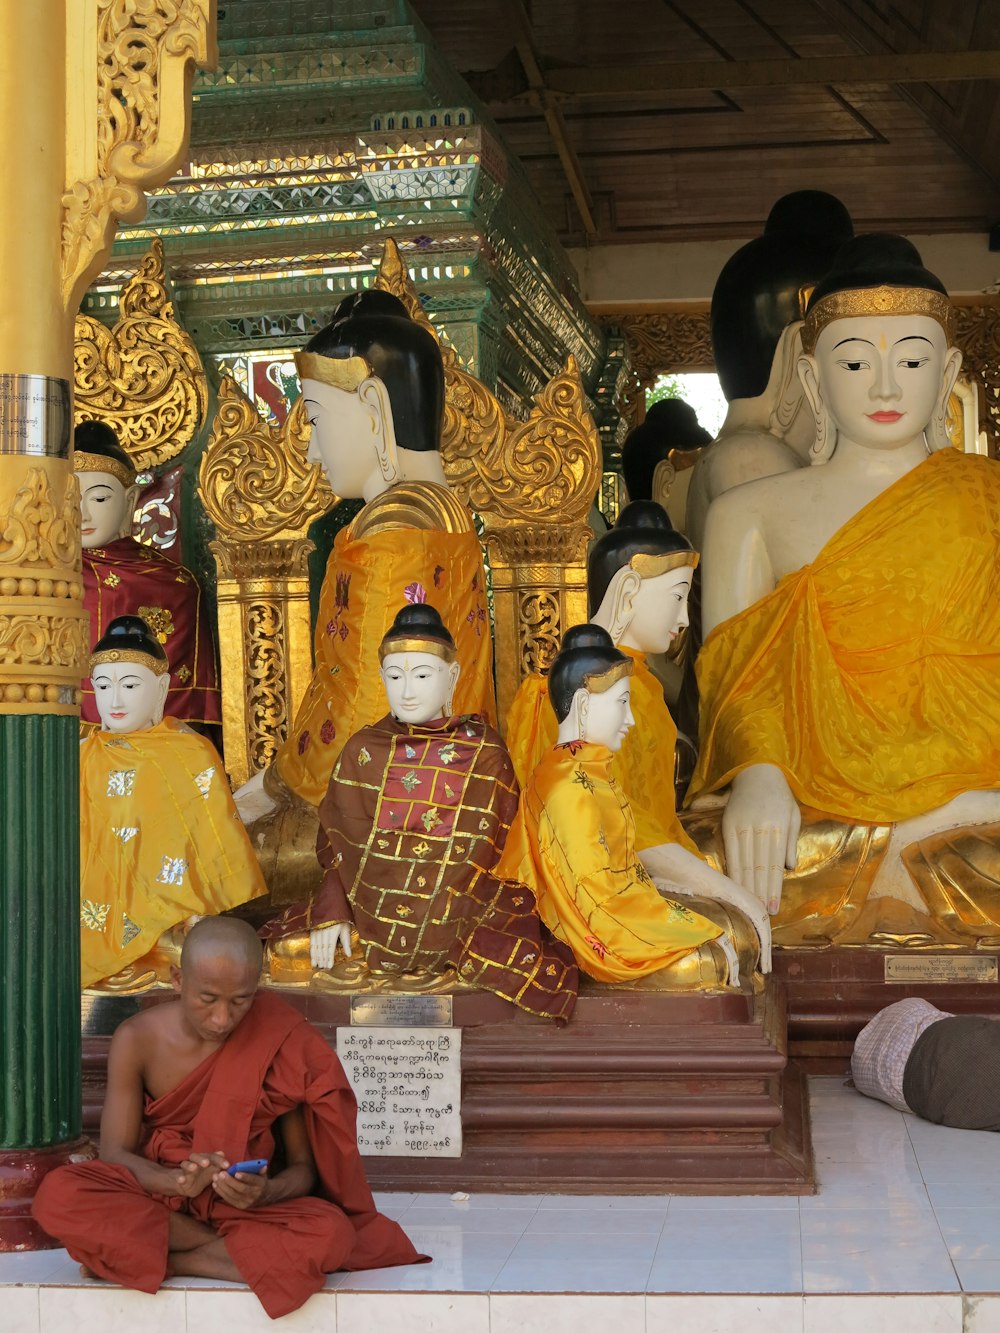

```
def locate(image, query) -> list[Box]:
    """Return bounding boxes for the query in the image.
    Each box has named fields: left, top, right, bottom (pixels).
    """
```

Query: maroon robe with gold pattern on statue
left=82, top=536, right=221, bottom=726
left=31, top=991, right=425, bottom=1319
left=264, top=713, right=578, bottom=1021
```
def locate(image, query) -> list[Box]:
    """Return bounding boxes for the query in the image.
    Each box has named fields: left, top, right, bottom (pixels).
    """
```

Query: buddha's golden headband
left=379, top=637, right=457, bottom=665
left=295, top=351, right=373, bottom=393
left=73, top=450, right=136, bottom=489
left=631, top=550, right=699, bottom=580
left=801, top=284, right=955, bottom=354
left=89, top=648, right=169, bottom=677
left=583, top=658, right=633, bottom=694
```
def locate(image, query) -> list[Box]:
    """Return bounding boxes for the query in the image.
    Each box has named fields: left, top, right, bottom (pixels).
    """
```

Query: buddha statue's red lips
left=867, top=410, right=905, bottom=423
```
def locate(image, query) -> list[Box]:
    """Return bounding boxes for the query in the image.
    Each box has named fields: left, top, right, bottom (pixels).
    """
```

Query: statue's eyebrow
left=894, top=335, right=933, bottom=346
left=832, top=337, right=876, bottom=349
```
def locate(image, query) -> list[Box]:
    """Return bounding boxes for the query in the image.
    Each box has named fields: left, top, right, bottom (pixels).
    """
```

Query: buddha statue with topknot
left=497, top=625, right=769, bottom=989
left=263, top=603, right=577, bottom=1019
left=236, top=291, right=495, bottom=906
left=81, top=615, right=266, bottom=989
left=690, top=233, right=1000, bottom=947
left=75, top=420, right=221, bottom=730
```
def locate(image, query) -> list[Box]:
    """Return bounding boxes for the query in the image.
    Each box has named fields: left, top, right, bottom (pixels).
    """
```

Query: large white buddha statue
left=688, top=234, right=1000, bottom=947
left=686, top=192, right=853, bottom=549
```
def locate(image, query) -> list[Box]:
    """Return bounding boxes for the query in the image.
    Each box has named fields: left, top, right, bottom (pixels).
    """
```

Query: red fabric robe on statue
left=32, top=992, right=425, bottom=1319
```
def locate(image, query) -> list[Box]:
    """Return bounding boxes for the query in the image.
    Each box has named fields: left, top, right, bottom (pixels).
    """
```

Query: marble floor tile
left=0, top=1249, right=75, bottom=1285
left=337, top=1290, right=490, bottom=1333
left=373, top=1191, right=417, bottom=1219
left=935, top=1206, right=1000, bottom=1289
left=522, top=1205, right=667, bottom=1235
left=535, top=1193, right=672, bottom=1210
left=803, top=1293, right=961, bottom=1332
left=402, top=1204, right=536, bottom=1234
left=4, top=1286, right=40, bottom=1333
left=967, top=1294, right=1000, bottom=1331
left=646, top=1257, right=803, bottom=1295
left=490, top=1258, right=655, bottom=1293
left=654, top=1207, right=801, bottom=1266
left=491, top=1292, right=646, bottom=1333
left=410, top=1191, right=544, bottom=1210
left=185, top=1287, right=335, bottom=1330
left=505, top=1228, right=660, bottom=1266
left=646, top=1293, right=804, bottom=1333
left=37, top=1285, right=187, bottom=1333
left=665, top=1194, right=798, bottom=1211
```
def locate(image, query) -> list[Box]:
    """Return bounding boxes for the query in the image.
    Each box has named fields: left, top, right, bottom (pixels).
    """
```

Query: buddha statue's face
left=92, top=661, right=168, bottom=732
left=810, top=314, right=953, bottom=450
left=380, top=650, right=458, bottom=724
left=582, top=679, right=635, bottom=752
left=620, top=568, right=693, bottom=655
left=79, top=470, right=134, bottom=549
left=302, top=376, right=390, bottom=499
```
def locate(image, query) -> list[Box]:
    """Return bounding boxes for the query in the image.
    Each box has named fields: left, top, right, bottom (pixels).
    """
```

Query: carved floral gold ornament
left=74, top=238, right=208, bottom=471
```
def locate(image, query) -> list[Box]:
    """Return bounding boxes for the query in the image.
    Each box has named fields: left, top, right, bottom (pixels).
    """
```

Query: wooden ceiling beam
left=503, top=0, right=598, bottom=238
left=545, top=50, right=1000, bottom=98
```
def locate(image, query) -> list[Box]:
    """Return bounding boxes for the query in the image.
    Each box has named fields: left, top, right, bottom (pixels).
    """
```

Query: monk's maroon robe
left=32, top=992, right=425, bottom=1318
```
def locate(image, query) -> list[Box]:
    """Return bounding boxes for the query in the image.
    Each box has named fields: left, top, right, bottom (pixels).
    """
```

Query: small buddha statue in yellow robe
left=497, top=625, right=770, bottom=987
left=235, top=290, right=495, bottom=903
left=506, top=500, right=699, bottom=856
left=81, top=616, right=267, bottom=989
left=690, top=233, right=1000, bottom=947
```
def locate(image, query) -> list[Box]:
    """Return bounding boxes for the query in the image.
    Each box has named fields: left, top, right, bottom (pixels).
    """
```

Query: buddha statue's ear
left=151, top=671, right=170, bottom=726
left=796, top=351, right=837, bottom=465
left=768, top=322, right=806, bottom=437
left=445, top=660, right=461, bottom=716
left=359, top=376, right=401, bottom=490
left=591, top=566, right=643, bottom=647
left=927, top=345, right=963, bottom=453
left=572, top=687, right=590, bottom=743
left=119, top=482, right=140, bottom=539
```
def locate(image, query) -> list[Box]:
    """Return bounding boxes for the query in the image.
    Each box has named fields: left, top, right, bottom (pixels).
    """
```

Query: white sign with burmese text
left=336, top=1026, right=462, bottom=1157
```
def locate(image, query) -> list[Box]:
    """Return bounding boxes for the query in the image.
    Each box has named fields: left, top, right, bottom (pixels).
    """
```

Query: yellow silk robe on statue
left=80, top=718, right=267, bottom=987
left=504, top=646, right=698, bottom=854
left=496, top=741, right=720, bottom=982
left=276, top=482, right=496, bottom=807
left=690, top=448, right=1000, bottom=823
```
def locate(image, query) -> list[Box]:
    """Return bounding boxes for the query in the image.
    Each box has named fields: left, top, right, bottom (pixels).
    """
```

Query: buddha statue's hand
left=234, top=767, right=278, bottom=825
left=723, top=764, right=800, bottom=915
left=640, top=842, right=772, bottom=973
left=309, top=922, right=353, bottom=969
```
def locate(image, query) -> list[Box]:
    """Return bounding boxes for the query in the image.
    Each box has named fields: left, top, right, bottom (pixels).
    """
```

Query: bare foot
left=168, top=1238, right=243, bottom=1284
left=78, top=1265, right=102, bottom=1280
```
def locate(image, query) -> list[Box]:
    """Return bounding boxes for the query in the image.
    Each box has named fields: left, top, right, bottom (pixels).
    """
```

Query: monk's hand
left=211, top=1166, right=270, bottom=1210
left=310, top=922, right=352, bottom=969
left=722, top=765, right=800, bottom=916
left=175, top=1151, right=229, bottom=1198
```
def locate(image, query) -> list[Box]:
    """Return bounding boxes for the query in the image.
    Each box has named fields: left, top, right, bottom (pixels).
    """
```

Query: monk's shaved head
left=181, top=916, right=263, bottom=976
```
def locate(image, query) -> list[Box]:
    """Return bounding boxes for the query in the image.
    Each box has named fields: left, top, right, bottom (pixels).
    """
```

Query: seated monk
left=689, top=233, right=1000, bottom=947
left=506, top=500, right=702, bottom=855
left=236, top=290, right=495, bottom=905
left=81, top=616, right=266, bottom=989
left=263, top=603, right=577, bottom=1019
left=497, top=625, right=770, bottom=987
left=75, top=420, right=221, bottom=729
left=33, top=918, right=425, bottom=1318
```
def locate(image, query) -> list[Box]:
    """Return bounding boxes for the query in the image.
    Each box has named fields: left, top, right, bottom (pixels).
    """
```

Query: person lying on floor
left=852, top=997, right=1000, bottom=1131
left=33, top=916, right=426, bottom=1318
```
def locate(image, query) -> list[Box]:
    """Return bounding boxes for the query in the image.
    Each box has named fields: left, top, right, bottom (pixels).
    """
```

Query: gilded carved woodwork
left=199, top=380, right=329, bottom=788
left=74, top=239, right=208, bottom=471
left=62, top=0, right=218, bottom=313
left=0, top=460, right=88, bottom=714
left=203, top=237, right=600, bottom=774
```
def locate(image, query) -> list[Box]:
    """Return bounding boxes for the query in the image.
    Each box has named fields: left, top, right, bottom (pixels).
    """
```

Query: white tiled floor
left=6, top=1077, right=1000, bottom=1330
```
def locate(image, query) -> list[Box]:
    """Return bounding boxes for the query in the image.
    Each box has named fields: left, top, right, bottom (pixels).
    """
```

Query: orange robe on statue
left=276, top=482, right=496, bottom=807
left=497, top=741, right=720, bottom=982
left=505, top=646, right=698, bottom=854
left=689, top=448, right=1000, bottom=823
left=82, top=537, right=221, bottom=726
left=32, top=992, right=426, bottom=1319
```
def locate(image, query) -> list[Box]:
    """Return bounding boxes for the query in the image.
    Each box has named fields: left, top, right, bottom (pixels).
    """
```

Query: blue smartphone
left=226, top=1158, right=268, bottom=1176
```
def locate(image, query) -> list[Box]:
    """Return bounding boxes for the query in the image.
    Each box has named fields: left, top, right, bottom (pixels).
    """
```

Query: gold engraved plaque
left=884, top=955, right=999, bottom=984
left=349, top=995, right=453, bottom=1027
left=0, top=375, right=71, bottom=457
